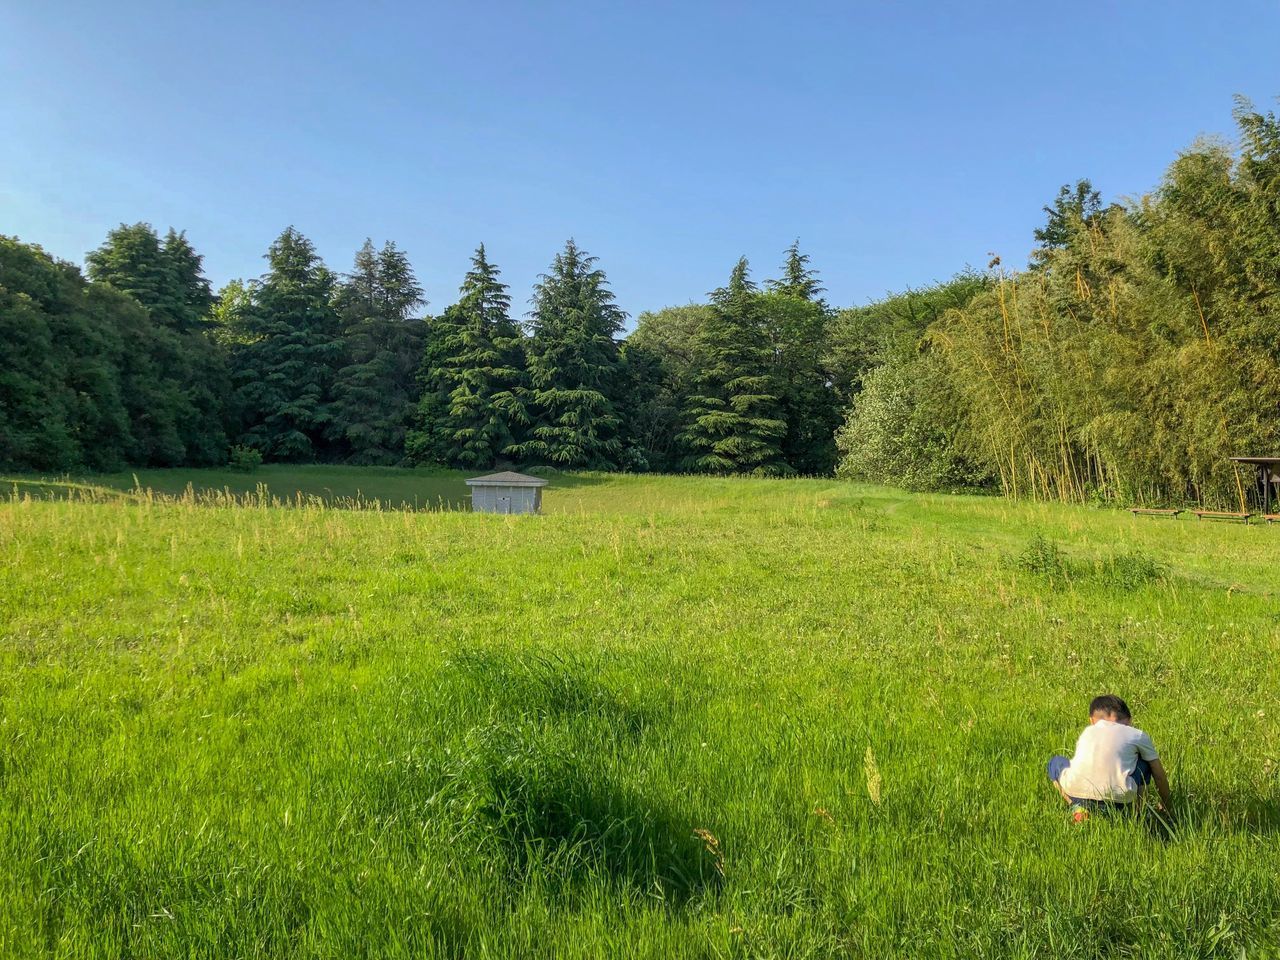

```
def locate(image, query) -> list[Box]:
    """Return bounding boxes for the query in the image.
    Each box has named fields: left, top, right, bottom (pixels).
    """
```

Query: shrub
left=835, top=350, right=991, bottom=491
left=228, top=444, right=263, bottom=473
left=1017, top=534, right=1071, bottom=581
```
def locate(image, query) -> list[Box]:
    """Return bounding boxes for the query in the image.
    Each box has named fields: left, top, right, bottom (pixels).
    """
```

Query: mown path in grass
left=1, top=470, right=1278, bottom=958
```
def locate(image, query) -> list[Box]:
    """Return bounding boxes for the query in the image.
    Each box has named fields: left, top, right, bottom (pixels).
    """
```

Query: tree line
left=3, top=98, right=1278, bottom=504
left=1, top=226, right=845, bottom=477
left=837, top=99, right=1280, bottom=507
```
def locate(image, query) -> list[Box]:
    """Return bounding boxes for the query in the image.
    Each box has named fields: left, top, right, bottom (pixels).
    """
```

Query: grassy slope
left=1, top=471, right=1278, bottom=958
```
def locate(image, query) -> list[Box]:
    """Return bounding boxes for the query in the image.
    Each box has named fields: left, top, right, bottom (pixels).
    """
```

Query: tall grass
left=1, top=470, right=1277, bottom=957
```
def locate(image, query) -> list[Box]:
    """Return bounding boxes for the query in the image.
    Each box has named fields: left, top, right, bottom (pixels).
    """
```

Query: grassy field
left=2, top=465, right=477, bottom=510
left=1, top=469, right=1278, bottom=958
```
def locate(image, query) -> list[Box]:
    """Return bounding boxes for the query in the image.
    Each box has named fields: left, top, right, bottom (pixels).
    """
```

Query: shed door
left=496, top=490, right=512, bottom=515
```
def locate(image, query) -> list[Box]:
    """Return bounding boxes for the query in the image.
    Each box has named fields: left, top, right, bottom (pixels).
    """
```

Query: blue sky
left=3, top=2, right=1278, bottom=323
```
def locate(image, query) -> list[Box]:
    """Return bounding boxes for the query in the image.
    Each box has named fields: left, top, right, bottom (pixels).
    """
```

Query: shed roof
left=464, top=471, right=549, bottom=487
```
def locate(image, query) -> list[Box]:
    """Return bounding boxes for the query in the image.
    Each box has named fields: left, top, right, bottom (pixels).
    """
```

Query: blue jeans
left=1047, top=754, right=1152, bottom=806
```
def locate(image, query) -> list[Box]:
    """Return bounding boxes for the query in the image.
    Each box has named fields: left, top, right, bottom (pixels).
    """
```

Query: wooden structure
left=1193, top=510, right=1251, bottom=524
left=1229, top=456, right=1280, bottom=514
left=1129, top=508, right=1181, bottom=519
left=465, top=471, right=548, bottom=515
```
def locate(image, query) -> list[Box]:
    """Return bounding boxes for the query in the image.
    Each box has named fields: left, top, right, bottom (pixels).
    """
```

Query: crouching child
left=1047, top=694, right=1171, bottom=822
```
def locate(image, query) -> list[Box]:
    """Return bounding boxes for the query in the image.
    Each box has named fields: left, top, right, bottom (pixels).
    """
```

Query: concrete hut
left=465, top=471, right=548, bottom=515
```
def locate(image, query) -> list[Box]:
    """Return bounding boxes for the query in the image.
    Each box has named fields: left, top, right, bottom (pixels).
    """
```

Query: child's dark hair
left=1089, top=694, right=1132, bottom=721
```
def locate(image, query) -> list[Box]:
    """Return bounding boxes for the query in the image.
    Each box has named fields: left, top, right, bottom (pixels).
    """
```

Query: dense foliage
left=407, top=246, right=524, bottom=468
left=678, top=259, right=788, bottom=475
left=513, top=240, right=627, bottom=469
left=838, top=102, right=1280, bottom=506
left=4, top=100, right=1280, bottom=505
left=331, top=240, right=427, bottom=464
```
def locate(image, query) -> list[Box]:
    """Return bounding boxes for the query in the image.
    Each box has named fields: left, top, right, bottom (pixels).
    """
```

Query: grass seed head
left=864, top=746, right=882, bottom=806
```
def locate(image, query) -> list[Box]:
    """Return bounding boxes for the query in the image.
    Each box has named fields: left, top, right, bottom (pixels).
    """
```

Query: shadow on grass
left=445, top=649, right=653, bottom=738
left=2, top=464, right=610, bottom=512
left=455, top=725, right=721, bottom=905
left=511, top=467, right=609, bottom=489
left=1172, top=788, right=1280, bottom=838
left=371, top=653, right=715, bottom=906
left=1059, top=789, right=1280, bottom=842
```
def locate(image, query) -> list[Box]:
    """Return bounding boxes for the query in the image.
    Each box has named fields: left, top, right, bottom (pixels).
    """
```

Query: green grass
left=1, top=464, right=477, bottom=510
left=1, top=469, right=1278, bottom=958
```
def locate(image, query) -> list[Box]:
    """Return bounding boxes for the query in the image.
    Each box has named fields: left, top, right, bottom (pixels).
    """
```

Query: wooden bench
left=1193, top=510, right=1252, bottom=524
left=1129, top=508, right=1182, bottom=519
left=1264, top=514, right=1280, bottom=524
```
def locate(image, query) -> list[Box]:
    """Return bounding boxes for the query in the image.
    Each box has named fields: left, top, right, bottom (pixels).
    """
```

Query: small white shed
left=465, top=471, right=548, bottom=515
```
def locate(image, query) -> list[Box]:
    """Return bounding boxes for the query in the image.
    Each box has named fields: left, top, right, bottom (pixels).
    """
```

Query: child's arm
left=1148, top=758, right=1171, bottom=809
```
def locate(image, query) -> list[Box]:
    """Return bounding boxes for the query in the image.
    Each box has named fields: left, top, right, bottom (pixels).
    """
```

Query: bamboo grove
left=3, top=100, right=1279, bottom=506
left=838, top=100, right=1280, bottom=507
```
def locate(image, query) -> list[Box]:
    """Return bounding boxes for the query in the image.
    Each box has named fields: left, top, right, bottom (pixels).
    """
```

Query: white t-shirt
left=1058, top=719, right=1159, bottom=803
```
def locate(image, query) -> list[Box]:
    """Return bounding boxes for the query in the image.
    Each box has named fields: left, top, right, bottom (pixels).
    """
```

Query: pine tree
left=85, top=224, right=171, bottom=318
left=514, top=239, right=625, bottom=469
left=407, top=245, right=526, bottom=467
left=160, top=229, right=217, bottom=332
left=679, top=258, right=788, bottom=475
left=763, top=240, right=839, bottom=474
left=768, top=239, right=827, bottom=304
left=85, top=223, right=228, bottom=464
left=331, top=240, right=427, bottom=464
left=159, top=228, right=232, bottom=463
left=232, top=227, right=343, bottom=461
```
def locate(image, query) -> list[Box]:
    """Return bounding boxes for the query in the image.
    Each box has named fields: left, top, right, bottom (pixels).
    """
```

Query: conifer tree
left=763, top=240, right=839, bottom=473
left=232, top=227, right=343, bottom=461
left=514, top=239, right=625, bottom=469
left=679, top=258, right=789, bottom=475
left=407, top=245, right=526, bottom=467
left=622, top=304, right=713, bottom=471
left=332, top=240, right=427, bottom=463
left=85, top=223, right=228, bottom=464
left=768, top=239, right=827, bottom=304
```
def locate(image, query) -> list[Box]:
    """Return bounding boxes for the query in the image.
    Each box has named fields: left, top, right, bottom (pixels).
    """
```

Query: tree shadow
left=479, top=742, right=722, bottom=905
left=445, top=649, right=655, bottom=739
left=2, top=465, right=611, bottom=512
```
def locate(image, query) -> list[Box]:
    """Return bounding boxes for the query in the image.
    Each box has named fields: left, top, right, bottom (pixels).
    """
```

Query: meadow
left=1, top=468, right=1278, bottom=958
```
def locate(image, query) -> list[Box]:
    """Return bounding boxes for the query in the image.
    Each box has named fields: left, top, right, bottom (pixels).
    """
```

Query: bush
left=835, top=350, right=991, bottom=491
left=228, top=444, right=263, bottom=473
left=1018, top=534, right=1070, bottom=581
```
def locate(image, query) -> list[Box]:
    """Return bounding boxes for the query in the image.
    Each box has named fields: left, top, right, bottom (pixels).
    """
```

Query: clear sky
left=3, top=2, right=1278, bottom=323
